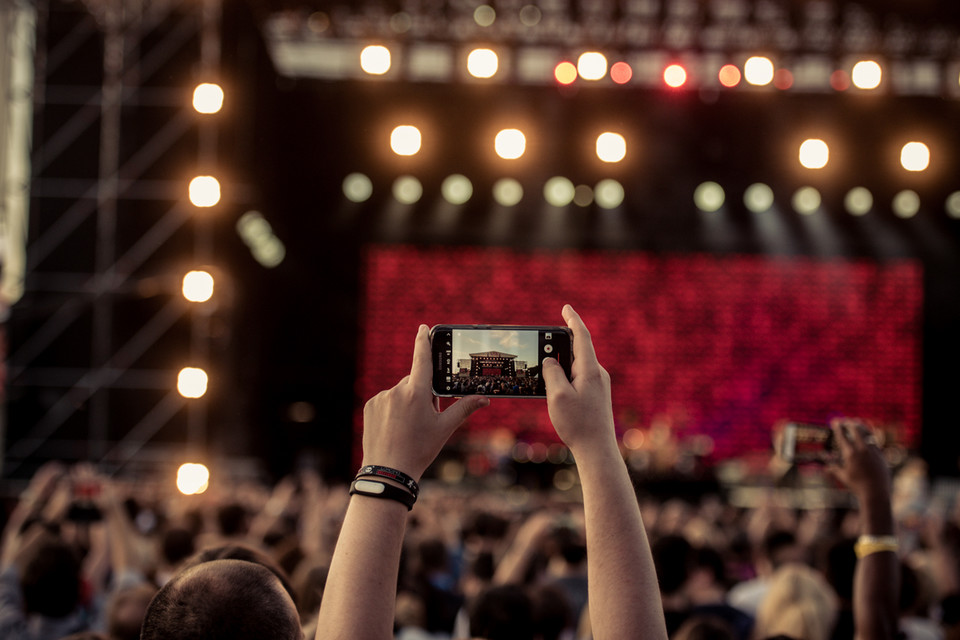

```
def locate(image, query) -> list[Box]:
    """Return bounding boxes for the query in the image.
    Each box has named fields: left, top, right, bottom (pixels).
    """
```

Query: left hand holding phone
left=361, top=324, right=490, bottom=481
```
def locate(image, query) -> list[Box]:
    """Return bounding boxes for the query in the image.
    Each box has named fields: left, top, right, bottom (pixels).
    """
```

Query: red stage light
left=663, top=63, right=687, bottom=88
left=611, top=61, right=633, bottom=84
left=718, top=64, right=741, bottom=88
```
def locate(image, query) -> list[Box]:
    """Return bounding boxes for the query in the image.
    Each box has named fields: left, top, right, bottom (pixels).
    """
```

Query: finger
left=409, top=325, right=433, bottom=388
left=830, top=419, right=855, bottom=455
left=541, top=355, right=571, bottom=394
left=438, top=395, right=490, bottom=432
left=561, top=304, right=598, bottom=367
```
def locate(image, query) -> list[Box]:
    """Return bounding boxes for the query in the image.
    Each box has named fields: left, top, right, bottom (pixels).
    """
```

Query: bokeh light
left=544, top=176, right=575, bottom=207
left=946, top=191, right=960, bottom=219
left=694, top=181, right=725, bottom=212
left=718, top=64, right=741, bottom=87
left=182, top=270, right=214, bottom=303
left=663, top=63, right=687, bottom=88
left=177, top=367, right=208, bottom=398
left=188, top=176, right=220, bottom=207
left=343, top=172, right=373, bottom=203
left=610, top=61, right=633, bottom=84
left=176, top=463, right=210, bottom=496
left=744, top=56, right=775, bottom=86
left=554, top=61, right=578, bottom=85
left=495, top=128, right=526, bottom=160
left=900, top=142, right=930, bottom=172
left=851, top=60, right=882, bottom=90
left=595, top=179, right=625, bottom=209
left=577, top=52, right=608, bottom=80
left=360, top=45, right=391, bottom=75
left=441, top=174, right=473, bottom=205
left=799, top=139, right=829, bottom=169
left=596, top=132, right=626, bottom=163
left=392, top=176, right=423, bottom=204
left=390, top=125, right=422, bottom=156
left=792, top=187, right=822, bottom=215
left=844, top=187, right=874, bottom=216
left=744, top=183, right=775, bottom=213
left=467, top=48, right=498, bottom=78
left=892, top=190, right=920, bottom=218
left=492, top=178, right=524, bottom=207
left=192, top=83, right=224, bottom=114
left=473, top=5, right=495, bottom=26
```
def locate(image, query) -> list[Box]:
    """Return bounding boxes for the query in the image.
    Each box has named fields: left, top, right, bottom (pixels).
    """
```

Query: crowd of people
left=1, top=306, right=958, bottom=640
left=448, top=374, right=542, bottom=396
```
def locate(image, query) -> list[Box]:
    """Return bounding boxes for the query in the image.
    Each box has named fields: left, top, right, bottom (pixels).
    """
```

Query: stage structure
left=2, top=0, right=229, bottom=484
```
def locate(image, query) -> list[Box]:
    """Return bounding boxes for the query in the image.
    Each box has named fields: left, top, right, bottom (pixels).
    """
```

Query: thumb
left=438, top=395, right=490, bottom=432
left=541, top=357, right=569, bottom=394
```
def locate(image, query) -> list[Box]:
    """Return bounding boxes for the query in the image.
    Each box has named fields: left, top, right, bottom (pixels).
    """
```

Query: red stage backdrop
left=358, top=246, right=922, bottom=463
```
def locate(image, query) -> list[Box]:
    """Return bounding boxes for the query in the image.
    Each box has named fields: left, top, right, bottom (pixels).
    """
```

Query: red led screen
left=358, top=246, right=922, bottom=462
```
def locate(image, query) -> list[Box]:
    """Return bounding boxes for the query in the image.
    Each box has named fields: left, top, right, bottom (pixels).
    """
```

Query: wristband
left=349, top=478, right=416, bottom=511
left=854, top=534, right=898, bottom=559
left=355, top=465, right=420, bottom=498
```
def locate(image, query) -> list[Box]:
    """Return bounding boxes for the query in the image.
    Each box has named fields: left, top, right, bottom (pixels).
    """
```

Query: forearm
left=576, top=446, right=668, bottom=640
left=853, top=492, right=898, bottom=640
left=315, top=493, right=408, bottom=640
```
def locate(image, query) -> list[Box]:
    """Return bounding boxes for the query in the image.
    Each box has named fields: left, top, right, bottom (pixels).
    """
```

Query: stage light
left=176, top=463, right=210, bottom=496
left=552, top=468, right=578, bottom=492
left=596, top=132, right=626, bottom=163
left=595, top=179, right=625, bottom=209
left=360, top=45, right=391, bottom=75
left=441, top=174, right=473, bottom=205
left=495, top=128, right=526, bottom=159
left=694, top=181, right=725, bottom=212
left=392, top=176, right=423, bottom=204
left=519, top=4, right=541, bottom=26
left=718, top=64, right=741, bottom=87
left=851, top=60, right=882, bottom=89
left=577, top=52, right=607, bottom=80
left=390, top=125, right=421, bottom=156
left=189, top=176, right=220, bottom=207
left=343, top=172, right=373, bottom=203
left=744, top=56, right=774, bottom=86
left=610, top=61, right=633, bottom=84
left=544, top=177, right=575, bottom=207
left=492, top=178, right=523, bottom=207
left=900, top=142, right=930, bottom=172
left=773, top=68, right=794, bottom=90
left=946, top=191, right=960, bottom=219
left=573, top=185, right=593, bottom=207
left=799, top=139, right=829, bottom=169
left=663, top=63, right=687, bottom=88
left=844, top=187, right=873, bottom=216
left=623, top=428, right=645, bottom=450
left=554, top=61, right=578, bottom=85
left=830, top=70, right=850, bottom=91
left=236, top=211, right=285, bottom=268
left=177, top=367, right=208, bottom=399
left=892, top=190, right=920, bottom=218
left=192, top=83, right=224, bottom=114
left=474, top=5, right=495, bottom=27
left=182, top=270, right=214, bottom=303
left=467, top=48, right=498, bottom=78
left=792, top=187, right=822, bottom=215
left=744, top=183, right=774, bottom=213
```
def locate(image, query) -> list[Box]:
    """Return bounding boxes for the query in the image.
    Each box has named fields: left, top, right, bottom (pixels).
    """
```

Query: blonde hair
left=753, top=563, right=839, bottom=640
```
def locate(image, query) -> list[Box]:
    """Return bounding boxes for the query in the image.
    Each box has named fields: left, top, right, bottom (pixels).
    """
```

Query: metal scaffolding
left=3, top=0, right=223, bottom=482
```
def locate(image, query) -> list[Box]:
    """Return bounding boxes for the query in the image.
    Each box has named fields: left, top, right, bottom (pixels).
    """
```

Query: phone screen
left=430, top=325, right=572, bottom=398
left=778, top=422, right=837, bottom=464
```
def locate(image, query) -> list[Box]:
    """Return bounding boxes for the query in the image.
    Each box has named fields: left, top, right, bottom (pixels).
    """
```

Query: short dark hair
left=140, top=559, right=302, bottom=640
left=20, top=535, right=81, bottom=617
left=469, top=584, right=535, bottom=640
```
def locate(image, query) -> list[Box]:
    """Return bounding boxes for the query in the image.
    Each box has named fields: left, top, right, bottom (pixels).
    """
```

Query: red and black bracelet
left=349, top=478, right=416, bottom=511
left=355, top=465, right=420, bottom=498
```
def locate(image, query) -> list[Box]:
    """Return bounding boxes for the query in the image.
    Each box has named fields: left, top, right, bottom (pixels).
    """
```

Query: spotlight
left=189, top=176, right=220, bottom=207
left=176, top=463, right=210, bottom=496
left=844, top=187, right=873, bottom=216
left=467, top=48, right=498, bottom=79
left=744, top=56, right=774, bottom=86
left=495, top=129, right=526, bottom=160
left=192, top=83, right=224, bottom=114
left=718, top=64, right=741, bottom=88
left=946, top=191, right=960, bottom=219
left=798, top=139, right=829, bottom=169
left=596, top=132, right=626, bottom=163
left=851, top=60, right=882, bottom=90
left=663, top=63, right=687, bottom=88
left=694, top=181, right=725, bottom=212
left=577, top=52, right=608, bottom=80
left=474, top=5, right=495, bottom=26
left=792, top=187, right=822, bottom=215
left=492, top=178, right=523, bottom=207
left=182, top=270, right=214, bottom=303
left=390, top=125, right=422, bottom=156
left=544, top=177, right=575, bottom=207
left=343, top=173, right=373, bottom=203
left=573, top=185, right=593, bottom=207
left=744, top=183, right=774, bottom=213
left=554, top=61, right=578, bottom=85
left=177, top=367, right=208, bottom=399
left=900, top=142, right=930, bottom=172
left=892, top=190, right=920, bottom=218
left=595, top=179, right=625, bottom=209
left=610, top=61, right=633, bottom=84
left=441, top=174, right=473, bottom=205
left=360, top=45, right=391, bottom=75
left=392, top=176, right=423, bottom=205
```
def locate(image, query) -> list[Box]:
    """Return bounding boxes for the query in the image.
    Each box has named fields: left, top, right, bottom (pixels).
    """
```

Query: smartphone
left=776, top=422, right=838, bottom=464
left=430, top=325, right=572, bottom=398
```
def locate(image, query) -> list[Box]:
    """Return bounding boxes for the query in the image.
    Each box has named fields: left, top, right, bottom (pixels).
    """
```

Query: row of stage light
left=342, top=171, right=960, bottom=220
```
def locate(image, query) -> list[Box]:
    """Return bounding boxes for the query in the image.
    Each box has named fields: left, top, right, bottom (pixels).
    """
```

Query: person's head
left=762, top=529, right=802, bottom=572
left=160, top=526, right=196, bottom=568
left=469, top=584, right=535, bottom=640
left=181, top=542, right=298, bottom=608
left=140, top=559, right=302, bottom=640
left=753, top=563, right=838, bottom=640
left=106, top=582, right=157, bottom=640
left=651, top=533, right=693, bottom=597
left=216, top=502, right=249, bottom=537
left=20, top=533, right=82, bottom=618
left=673, top=614, right=738, bottom=640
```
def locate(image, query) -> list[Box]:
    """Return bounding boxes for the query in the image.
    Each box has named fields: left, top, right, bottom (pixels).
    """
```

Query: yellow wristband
left=854, top=535, right=898, bottom=559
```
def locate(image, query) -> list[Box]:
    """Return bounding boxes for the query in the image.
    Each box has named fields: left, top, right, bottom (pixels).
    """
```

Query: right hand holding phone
left=827, top=418, right=891, bottom=502
left=541, top=305, right=618, bottom=460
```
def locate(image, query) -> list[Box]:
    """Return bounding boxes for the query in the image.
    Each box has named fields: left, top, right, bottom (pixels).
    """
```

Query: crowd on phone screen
left=449, top=375, right=541, bottom=396
left=1, top=313, right=958, bottom=640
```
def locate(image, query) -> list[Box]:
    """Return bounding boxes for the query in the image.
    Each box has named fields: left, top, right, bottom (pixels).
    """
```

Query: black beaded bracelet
left=349, top=478, right=416, bottom=511
left=355, top=465, right=420, bottom=498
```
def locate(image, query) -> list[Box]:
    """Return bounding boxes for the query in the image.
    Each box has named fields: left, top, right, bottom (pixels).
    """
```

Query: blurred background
left=1, top=0, right=959, bottom=496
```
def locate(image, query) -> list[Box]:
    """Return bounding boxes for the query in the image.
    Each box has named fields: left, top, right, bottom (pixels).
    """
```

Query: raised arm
left=541, top=305, right=668, bottom=640
left=828, top=419, right=899, bottom=640
left=315, top=325, right=488, bottom=640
